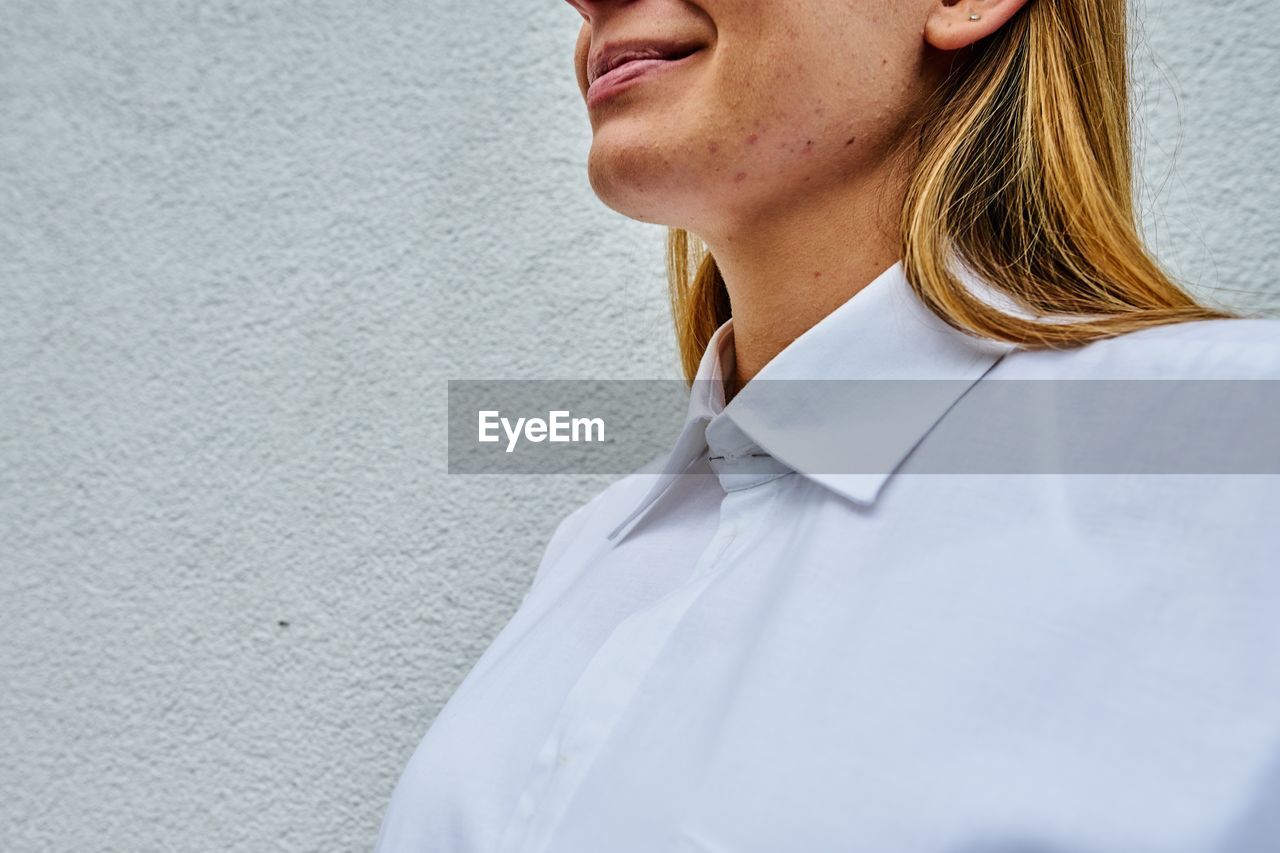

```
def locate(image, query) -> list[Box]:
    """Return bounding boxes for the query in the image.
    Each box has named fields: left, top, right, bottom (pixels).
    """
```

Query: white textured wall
left=1, top=1, right=1276, bottom=850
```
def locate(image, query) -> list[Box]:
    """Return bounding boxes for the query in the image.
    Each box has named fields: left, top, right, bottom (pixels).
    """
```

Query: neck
left=701, top=159, right=910, bottom=401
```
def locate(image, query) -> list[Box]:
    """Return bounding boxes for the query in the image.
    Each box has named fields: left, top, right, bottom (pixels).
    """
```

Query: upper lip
left=587, top=39, right=702, bottom=86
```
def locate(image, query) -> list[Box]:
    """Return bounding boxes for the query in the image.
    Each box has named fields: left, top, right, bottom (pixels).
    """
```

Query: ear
left=924, top=0, right=1033, bottom=52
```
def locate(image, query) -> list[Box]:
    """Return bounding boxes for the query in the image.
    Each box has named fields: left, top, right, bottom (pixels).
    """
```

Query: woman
left=378, top=1, right=1280, bottom=850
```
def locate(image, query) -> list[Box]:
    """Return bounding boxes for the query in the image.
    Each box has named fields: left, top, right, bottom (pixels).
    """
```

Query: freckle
left=813, top=271, right=822, bottom=278
left=734, top=171, right=747, bottom=182
left=708, top=142, right=719, bottom=153
left=814, top=107, right=825, bottom=116
left=747, top=133, right=759, bottom=145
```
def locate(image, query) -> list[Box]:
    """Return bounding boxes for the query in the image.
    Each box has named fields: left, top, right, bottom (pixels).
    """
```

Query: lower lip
left=587, top=52, right=700, bottom=109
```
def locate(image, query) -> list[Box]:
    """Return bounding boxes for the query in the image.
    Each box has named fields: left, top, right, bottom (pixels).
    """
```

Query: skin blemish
left=734, top=171, right=748, bottom=182
left=845, top=135, right=857, bottom=146
left=747, top=133, right=759, bottom=145
left=813, top=271, right=822, bottom=278
left=708, top=142, right=719, bottom=154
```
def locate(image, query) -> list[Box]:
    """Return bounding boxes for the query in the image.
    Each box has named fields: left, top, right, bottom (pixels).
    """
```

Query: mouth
left=586, top=39, right=704, bottom=107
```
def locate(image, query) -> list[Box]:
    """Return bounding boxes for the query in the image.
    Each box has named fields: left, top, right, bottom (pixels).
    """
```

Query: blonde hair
left=666, top=0, right=1235, bottom=381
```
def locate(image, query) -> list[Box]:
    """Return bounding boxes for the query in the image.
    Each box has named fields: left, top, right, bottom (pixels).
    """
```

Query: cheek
left=582, top=11, right=922, bottom=221
left=698, top=42, right=901, bottom=180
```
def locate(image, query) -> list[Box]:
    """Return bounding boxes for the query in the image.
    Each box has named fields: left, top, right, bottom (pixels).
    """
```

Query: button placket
left=496, top=491, right=773, bottom=853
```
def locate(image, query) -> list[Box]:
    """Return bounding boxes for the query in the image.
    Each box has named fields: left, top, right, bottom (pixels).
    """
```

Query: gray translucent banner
left=447, top=380, right=1280, bottom=475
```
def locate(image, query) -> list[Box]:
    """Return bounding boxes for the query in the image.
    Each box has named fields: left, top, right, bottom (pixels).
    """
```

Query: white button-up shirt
left=377, top=262, right=1280, bottom=852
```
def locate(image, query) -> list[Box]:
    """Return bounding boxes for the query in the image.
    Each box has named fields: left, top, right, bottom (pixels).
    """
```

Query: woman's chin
left=589, top=188, right=678, bottom=226
left=585, top=143, right=712, bottom=226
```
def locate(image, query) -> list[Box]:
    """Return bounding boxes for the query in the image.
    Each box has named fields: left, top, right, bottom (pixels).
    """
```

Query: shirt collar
left=606, top=260, right=1016, bottom=543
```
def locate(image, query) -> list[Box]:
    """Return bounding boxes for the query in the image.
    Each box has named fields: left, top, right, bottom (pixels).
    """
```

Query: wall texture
left=1, top=1, right=1276, bottom=850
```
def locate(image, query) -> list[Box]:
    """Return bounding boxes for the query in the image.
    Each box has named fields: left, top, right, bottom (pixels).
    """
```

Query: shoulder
left=994, top=317, right=1280, bottom=379
left=964, top=317, right=1279, bottom=480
